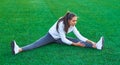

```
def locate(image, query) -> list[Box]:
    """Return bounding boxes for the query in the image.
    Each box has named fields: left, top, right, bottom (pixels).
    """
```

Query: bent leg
left=22, top=33, right=55, bottom=51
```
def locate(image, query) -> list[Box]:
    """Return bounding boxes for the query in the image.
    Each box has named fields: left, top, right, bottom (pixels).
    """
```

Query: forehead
left=71, top=16, right=77, bottom=20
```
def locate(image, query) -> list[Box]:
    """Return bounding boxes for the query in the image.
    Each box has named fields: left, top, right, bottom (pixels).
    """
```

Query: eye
left=73, top=20, right=77, bottom=22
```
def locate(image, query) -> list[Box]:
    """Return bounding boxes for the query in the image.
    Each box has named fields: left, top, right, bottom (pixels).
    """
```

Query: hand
left=72, top=42, right=85, bottom=47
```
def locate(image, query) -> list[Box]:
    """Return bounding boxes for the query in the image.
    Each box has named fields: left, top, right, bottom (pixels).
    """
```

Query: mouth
left=73, top=24, right=76, bottom=25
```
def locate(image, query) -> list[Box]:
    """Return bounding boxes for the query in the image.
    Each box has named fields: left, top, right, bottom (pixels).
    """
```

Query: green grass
left=0, top=0, right=120, bottom=65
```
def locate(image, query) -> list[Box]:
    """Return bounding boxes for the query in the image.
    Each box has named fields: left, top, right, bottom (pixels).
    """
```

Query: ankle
left=19, top=48, right=22, bottom=52
left=92, top=44, right=96, bottom=48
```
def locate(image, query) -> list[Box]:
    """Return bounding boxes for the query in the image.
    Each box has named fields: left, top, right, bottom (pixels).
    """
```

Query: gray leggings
left=22, top=33, right=93, bottom=51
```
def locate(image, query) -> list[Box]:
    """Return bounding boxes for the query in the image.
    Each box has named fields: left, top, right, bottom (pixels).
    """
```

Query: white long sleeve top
left=49, top=21, right=88, bottom=45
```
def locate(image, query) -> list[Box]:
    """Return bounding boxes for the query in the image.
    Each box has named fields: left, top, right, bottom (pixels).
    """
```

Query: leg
left=55, top=37, right=80, bottom=44
left=55, top=37, right=93, bottom=48
left=21, top=33, right=55, bottom=51
left=80, top=41, right=93, bottom=48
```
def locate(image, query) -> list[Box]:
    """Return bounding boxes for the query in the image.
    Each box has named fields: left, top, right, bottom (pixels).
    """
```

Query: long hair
left=56, top=12, right=76, bottom=33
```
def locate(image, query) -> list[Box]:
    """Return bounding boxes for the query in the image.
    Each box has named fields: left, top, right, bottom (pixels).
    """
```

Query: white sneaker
left=96, top=36, right=104, bottom=50
left=11, top=40, right=20, bottom=55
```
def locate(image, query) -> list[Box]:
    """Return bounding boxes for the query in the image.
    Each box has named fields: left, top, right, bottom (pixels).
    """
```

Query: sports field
left=0, top=0, right=120, bottom=65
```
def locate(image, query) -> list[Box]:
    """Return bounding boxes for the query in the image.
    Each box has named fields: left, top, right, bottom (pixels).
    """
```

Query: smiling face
left=68, top=16, right=78, bottom=26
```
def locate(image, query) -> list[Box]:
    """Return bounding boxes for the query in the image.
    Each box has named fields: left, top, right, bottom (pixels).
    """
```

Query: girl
left=11, top=12, right=104, bottom=55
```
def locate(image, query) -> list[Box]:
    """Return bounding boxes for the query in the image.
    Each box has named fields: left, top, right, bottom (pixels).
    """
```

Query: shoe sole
left=101, top=37, right=104, bottom=49
left=11, top=41, right=15, bottom=55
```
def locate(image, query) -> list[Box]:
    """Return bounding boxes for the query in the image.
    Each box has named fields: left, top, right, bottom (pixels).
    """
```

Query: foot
left=11, top=40, right=20, bottom=55
left=96, top=36, right=104, bottom=50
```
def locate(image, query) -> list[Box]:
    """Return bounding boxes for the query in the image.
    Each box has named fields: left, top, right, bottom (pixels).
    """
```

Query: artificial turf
left=0, top=0, right=120, bottom=65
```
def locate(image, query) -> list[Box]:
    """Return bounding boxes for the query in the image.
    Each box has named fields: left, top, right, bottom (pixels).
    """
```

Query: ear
left=68, top=19, right=71, bottom=23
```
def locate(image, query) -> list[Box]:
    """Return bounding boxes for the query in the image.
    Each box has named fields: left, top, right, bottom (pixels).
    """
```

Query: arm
left=73, top=27, right=96, bottom=45
left=86, top=40, right=96, bottom=44
left=71, top=42, right=85, bottom=47
left=58, top=22, right=73, bottom=45
left=73, top=27, right=88, bottom=42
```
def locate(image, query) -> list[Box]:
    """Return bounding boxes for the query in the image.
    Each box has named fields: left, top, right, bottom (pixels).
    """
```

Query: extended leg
left=21, top=33, right=55, bottom=51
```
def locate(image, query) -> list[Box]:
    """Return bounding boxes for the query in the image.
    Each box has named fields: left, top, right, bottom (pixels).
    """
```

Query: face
left=69, top=16, right=77, bottom=26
